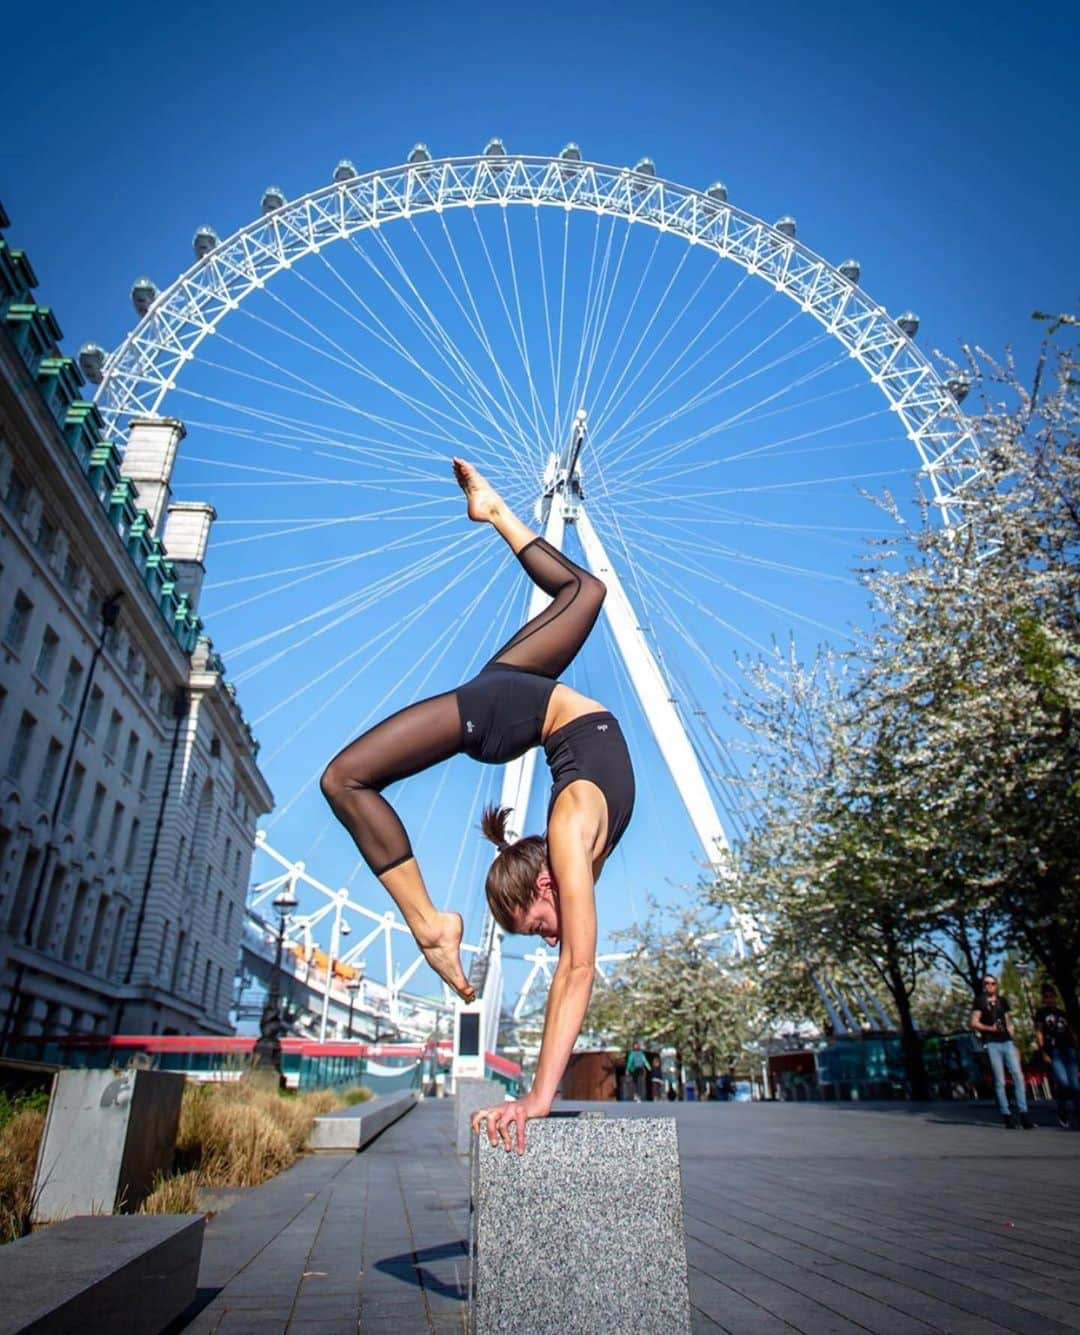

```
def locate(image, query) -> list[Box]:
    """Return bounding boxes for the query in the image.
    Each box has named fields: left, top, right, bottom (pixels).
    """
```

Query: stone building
left=0, top=203, right=273, bottom=1043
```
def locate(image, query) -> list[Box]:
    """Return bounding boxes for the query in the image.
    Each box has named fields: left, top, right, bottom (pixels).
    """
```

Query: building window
left=3, top=469, right=28, bottom=514
left=34, top=736, right=63, bottom=806
left=107, top=906, right=127, bottom=976
left=202, top=958, right=212, bottom=1005
left=6, top=711, right=36, bottom=782
left=85, top=783, right=106, bottom=842
left=3, top=591, right=34, bottom=653
left=173, top=835, right=186, bottom=879
left=62, top=880, right=91, bottom=962
left=126, top=645, right=140, bottom=679
left=60, top=762, right=86, bottom=825
left=86, top=894, right=110, bottom=973
left=61, top=552, right=78, bottom=589
left=36, top=515, right=58, bottom=562
left=84, top=685, right=104, bottom=736
left=59, top=656, right=84, bottom=710
left=123, top=817, right=141, bottom=873
left=34, top=626, right=60, bottom=684
left=140, top=751, right=154, bottom=792
left=105, top=802, right=124, bottom=859
left=122, top=731, right=139, bottom=777
left=104, top=710, right=122, bottom=758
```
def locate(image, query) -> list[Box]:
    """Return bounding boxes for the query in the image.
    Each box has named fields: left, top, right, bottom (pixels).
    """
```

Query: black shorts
left=456, top=663, right=556, bottom=764
left=544, top=711, right=635, bottom=857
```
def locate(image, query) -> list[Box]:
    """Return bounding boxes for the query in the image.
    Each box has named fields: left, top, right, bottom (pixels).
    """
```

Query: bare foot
left=418, top=910, right=476, bottom=1003
left=452, top=457, right=503, bottom=524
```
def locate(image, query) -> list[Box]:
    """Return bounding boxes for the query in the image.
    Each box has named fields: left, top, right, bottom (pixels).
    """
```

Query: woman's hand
left=471, top=1094, right=551, bottom=1154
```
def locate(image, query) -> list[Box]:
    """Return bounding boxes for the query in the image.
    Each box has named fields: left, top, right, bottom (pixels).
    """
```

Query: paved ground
left=176, top=1098, right=1080, bottom=1334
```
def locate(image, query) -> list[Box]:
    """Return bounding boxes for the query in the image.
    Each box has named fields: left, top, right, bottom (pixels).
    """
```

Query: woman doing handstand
left=320, top=458, right=635, bottom=1151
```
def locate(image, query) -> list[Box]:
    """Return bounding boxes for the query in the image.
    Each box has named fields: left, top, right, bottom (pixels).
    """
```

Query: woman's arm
left=529, top=827, right=598, bottom=1111
left=473, top=812, right=597, bottom=1152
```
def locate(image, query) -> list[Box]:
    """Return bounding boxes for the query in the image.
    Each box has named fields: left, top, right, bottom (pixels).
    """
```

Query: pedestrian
left=970, top=974, right=1035, bottom=1129
left=625, top=1039, right=649, bottom=1102
left=650, top=1055, right=663, bottom=1102
left=1034, top=984, right=1080, bottom=1129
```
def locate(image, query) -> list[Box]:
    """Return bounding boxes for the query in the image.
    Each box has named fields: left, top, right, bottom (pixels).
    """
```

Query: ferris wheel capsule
left=131, top=277, right=157, bottom=316
left=946, top=375, right=971, bottom=404
left=192, top=226, right=220, bottom=260
left=408, top=144, right=432, bottom=164
left=633, top=157, right=656, bottom=177
left=261, top=186, right=287, bottom=215
left=839, top=258, right=861, bottom=283
left=332, top=159, right=357, bottom=183
left=558, top=143, right=582, bottom=182
left=78, top=342, right=106, bottom=384
left=484, top=138, right=507, bottom=158
left=897, top=311, right=920, bottom=338
left=775, top=216, right=797, bottom=239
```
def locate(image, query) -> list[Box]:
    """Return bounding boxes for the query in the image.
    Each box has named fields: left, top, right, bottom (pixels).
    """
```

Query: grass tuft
left=0, top=1106, right=47, bottom=1243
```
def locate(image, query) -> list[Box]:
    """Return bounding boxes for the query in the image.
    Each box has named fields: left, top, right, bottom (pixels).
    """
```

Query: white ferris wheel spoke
left=353, top=227, right=537, bottom=469
left=467, top=208, right=548, bottom=456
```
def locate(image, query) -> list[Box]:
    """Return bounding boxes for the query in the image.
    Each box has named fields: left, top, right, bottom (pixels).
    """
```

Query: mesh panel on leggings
left=321, top=690, right=462, bottom=875
left=486, top=537, right=604, bottom=679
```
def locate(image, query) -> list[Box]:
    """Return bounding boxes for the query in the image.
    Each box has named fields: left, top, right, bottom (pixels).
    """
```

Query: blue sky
left=5, top=0, right=1077, bottom=1007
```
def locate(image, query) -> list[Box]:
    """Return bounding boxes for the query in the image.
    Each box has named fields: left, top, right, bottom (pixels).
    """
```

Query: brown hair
left=479, top=804, right=547, bottom=932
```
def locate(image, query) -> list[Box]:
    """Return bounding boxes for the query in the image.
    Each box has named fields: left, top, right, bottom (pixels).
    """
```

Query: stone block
left=32, top=1069, right=184, bottom=1223
left=470, top=1117, right=691, bottom=1334
left=0, top=1212, right=203, bottom=1335
left=454, top=1078, right=505, bottom=1155
left=308, top=1090, right=417, bottom=1151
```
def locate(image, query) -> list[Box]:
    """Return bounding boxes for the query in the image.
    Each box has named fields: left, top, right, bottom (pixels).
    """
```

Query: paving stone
left=172, top=1098, right=1080, bottom=1335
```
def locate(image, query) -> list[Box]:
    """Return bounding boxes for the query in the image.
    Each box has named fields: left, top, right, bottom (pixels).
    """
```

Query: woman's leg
left=453, top=457, right=605, bottom=678
left=320, top=691, right=476, bottom=1001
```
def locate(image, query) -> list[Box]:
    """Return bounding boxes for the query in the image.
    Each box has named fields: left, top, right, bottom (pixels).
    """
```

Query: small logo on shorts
left=596, top=723, right=608, bottom=732
left=466, top=721, right=475, bottom=734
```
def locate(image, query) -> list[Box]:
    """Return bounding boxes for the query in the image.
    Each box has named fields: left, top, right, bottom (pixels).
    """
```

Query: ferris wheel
left=85, top=144, right=980, bottom=1024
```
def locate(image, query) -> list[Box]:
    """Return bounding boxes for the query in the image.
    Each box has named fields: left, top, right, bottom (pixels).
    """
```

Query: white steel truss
left=249, top=831, right=472, bottom=1033
left=93, top=153, right=981, bottom=516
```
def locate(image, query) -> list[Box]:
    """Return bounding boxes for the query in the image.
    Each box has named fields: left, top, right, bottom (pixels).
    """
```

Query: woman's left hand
left=471, top=1094, right=550, bottom=1154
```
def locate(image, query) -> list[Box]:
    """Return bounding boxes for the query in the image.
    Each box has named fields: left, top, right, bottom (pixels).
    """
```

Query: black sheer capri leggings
left=320, top=538, right=604, bottom=877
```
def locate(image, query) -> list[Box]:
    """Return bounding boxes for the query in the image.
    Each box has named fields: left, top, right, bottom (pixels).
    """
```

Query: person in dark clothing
left=1034, top=984, right=1080, bottom=1129
left=971, top=975, right=1035, bottom=1128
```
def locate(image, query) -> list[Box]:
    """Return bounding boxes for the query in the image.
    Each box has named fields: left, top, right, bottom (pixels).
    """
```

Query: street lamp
left=346, top=968, right=364, bottom=1039
left=253, top=885, right=299, bottom=1081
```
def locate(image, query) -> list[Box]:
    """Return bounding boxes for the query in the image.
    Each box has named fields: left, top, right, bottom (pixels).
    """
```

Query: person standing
left=971, top=975, right=1035, bottom=1129
left=1034, top=984, right=1080, bottom=1129
left=626, top=1040, right=649, bottom=1102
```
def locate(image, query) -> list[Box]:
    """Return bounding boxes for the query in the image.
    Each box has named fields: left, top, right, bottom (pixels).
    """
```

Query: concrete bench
left=307, top=1089, right=417, bottom=1151
left=470, top=1116, right=691, bottom=1333
left=0, top=1213, right=203, bottom=1335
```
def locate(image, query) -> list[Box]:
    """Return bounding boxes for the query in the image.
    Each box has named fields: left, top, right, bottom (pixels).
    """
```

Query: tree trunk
left=889, top=970, right=930, bottom=1100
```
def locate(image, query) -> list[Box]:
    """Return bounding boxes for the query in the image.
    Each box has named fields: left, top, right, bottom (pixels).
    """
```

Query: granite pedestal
left=0, top=1213, right=203, bottom=1335
left=454, top=1078, right=505, bottom=1155
left=32, top=1068, right=185, bottom=1222
left=470, top=1116, right=691, bottom=1333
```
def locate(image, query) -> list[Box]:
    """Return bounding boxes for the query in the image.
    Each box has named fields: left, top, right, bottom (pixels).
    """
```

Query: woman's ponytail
left=479, top=804, right=513, bottom=851
left=478, top=804, right=547, bottom=931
